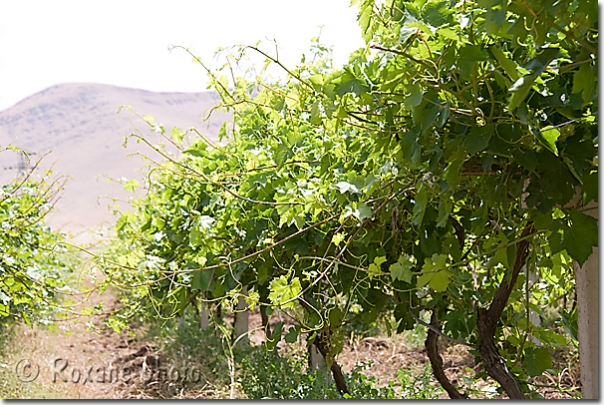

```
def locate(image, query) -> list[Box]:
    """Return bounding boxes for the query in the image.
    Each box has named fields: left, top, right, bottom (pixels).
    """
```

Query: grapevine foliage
left=0, top=149, right=74, bottom=326
left=102, top=0, right=597, bottom=398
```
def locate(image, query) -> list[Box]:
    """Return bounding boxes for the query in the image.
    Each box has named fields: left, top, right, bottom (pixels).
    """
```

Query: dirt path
left=1, top=284, right=154, bottom=399
left=1, top=285, right=581, bottom=399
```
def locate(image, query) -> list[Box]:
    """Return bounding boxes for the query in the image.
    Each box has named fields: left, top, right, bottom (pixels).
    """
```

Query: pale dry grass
left=0, top=283, right=135, bottom=399
left=0, top=294, right=582, bottom=399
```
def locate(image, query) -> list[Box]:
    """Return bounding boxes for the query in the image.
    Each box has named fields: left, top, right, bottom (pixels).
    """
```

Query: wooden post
left=522, top=178, right=541, bottom=346
left=233, top=286, right=249, bottom=347
left=575, top=201, right=598, bottom=399
left=525, top=265, right=542, bottom=346
left=308, top=343, right=327, bottom=372
left=200, top=293, right=210, bottom=331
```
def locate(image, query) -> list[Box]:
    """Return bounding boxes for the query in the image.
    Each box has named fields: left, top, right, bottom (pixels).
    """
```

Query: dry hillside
left=0, top=83, right=228, bottom=243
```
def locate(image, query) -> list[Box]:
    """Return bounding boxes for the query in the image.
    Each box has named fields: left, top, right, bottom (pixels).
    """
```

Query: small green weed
left=238, top=347, right=401, bottom=399
left=397, top=363, right=444, bottom=399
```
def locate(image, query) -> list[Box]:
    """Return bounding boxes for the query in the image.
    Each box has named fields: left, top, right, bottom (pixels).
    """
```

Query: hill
left=0, top=83, right=228, bottom=243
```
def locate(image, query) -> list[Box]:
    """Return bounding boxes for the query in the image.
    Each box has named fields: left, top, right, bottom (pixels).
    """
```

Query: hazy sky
left=0, top=1, right=364, bottom=111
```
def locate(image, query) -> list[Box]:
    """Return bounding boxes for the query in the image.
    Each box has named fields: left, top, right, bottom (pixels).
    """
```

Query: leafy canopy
left=102, top=0, right=597, bottom=396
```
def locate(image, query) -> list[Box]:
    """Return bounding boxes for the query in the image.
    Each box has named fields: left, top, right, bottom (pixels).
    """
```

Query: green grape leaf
left=563, top=210, right=598, bottom=266
left=358, top=0, right=374, bottom=41
left=183, top=140, right=208, bottom=157
left=523, top=347, right=553, bottom=377
left=412, top=186, right=428, bottom=226
left=430, top=270, right=453, bottom=292
left=356, top=203, right=373, bottom=221
left=244, top=290, right=260, bottom=311
left=310, top=101, right=323, bottom=125
left=329, top=307, right=344, bottom=327
left=537, top=127, right=560, bottom=156
left=268, top=274, right=302, bottom=309
left=423, top=1, right=453, bottom=27
left=394, top=302, right=415, bottom=332
left=22, top=311, right=32, bottom=327
left=332, top=232, right=345, bottom=246
left=192, top=269, right=212, bottom=292
left=405, top=84, right=423, bottom=109
left=368, top=256, right=387, bottom=279
left=572, top=63, right=595, bottom=106
left=335, top=181, right=360, bottom=194
left=284, top=326, right=299, bottom=343
left=123, top=179, right=140, bottom=192
left=485, top=7, right=506, bottom=35
left=436, top=202, right=452, bottom=228
left=523, top=48, right=559, bottom=74
left=508, top=73, right=537, bottom=111
left=389, top=254, right=414, bottom=283
left=490, top=46, right=518, bottom=81
left=266, top=321, right=284, bottom=351
left=417, top=254, right=451, bottom=292
left=274, top=142, right=293, bottom=169
left=334, top=70, right=369, bottom=97
left=170, top=126, right=184, bottom=145
left=464, top=124, right=494, bottom=155
left=458, top=45, right=487, bottom=80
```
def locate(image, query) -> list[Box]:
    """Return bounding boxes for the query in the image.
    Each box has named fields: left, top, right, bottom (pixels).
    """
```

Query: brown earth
left=0, top=289, right=580, bottom=399
left=0, top=284, right=127, bottom=398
